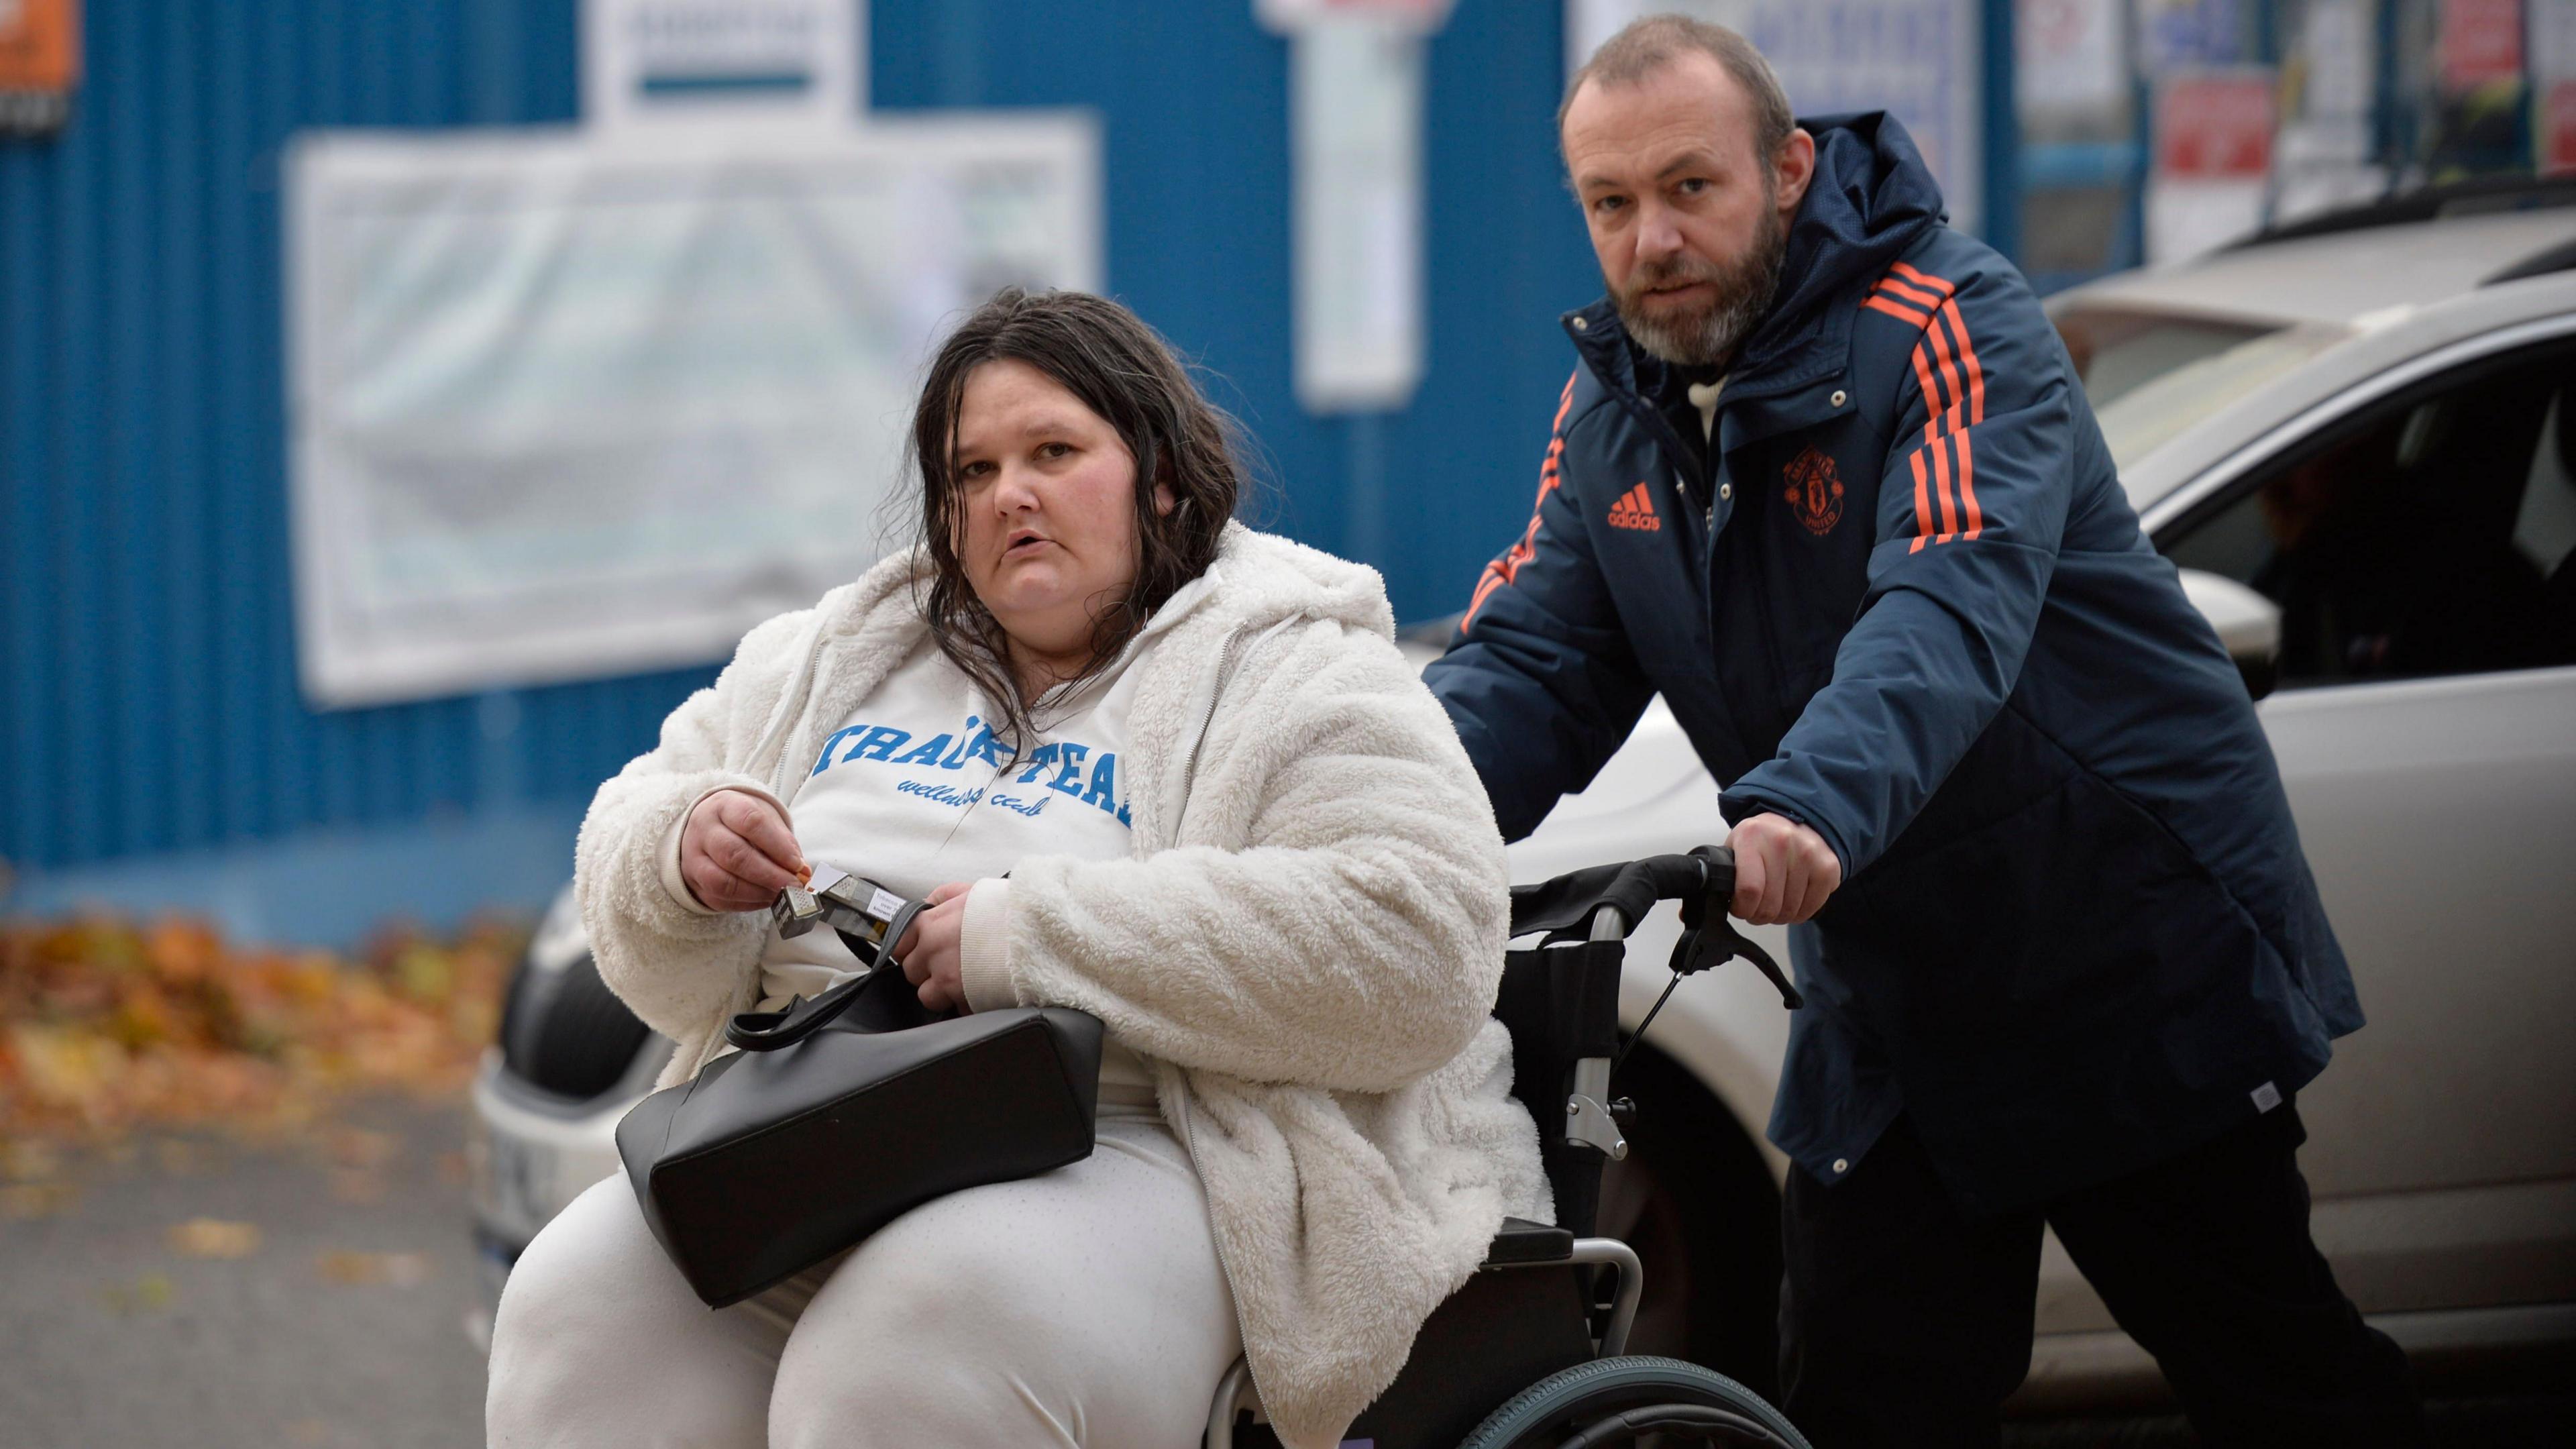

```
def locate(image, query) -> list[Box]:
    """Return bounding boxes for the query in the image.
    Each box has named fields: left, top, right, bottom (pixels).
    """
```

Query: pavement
left=0, top=1097, right=492, bottom=1449
left=1, top=1093, right=2569, bottom=1448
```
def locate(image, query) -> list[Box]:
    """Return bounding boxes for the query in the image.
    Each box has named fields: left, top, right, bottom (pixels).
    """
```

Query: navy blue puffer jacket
left=1424, top=113, right=2361, bottom=1211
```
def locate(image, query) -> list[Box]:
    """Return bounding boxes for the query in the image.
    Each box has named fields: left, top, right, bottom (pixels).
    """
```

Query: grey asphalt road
left=0, top=1097, right=491, bottom=1449
left=3, top=1094, right=2568, bottom=1448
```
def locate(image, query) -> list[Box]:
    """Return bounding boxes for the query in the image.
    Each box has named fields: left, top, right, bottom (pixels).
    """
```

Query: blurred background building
left=3, top=0, right=2567, bottom=947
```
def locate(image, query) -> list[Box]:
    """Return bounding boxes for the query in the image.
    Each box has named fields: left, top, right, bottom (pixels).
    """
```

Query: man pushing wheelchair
left=1424, top=15, right=2424, bottom=1448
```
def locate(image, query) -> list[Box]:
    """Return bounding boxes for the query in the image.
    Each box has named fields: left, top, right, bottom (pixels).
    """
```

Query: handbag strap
left=725, top=895, right=932, bottom=1051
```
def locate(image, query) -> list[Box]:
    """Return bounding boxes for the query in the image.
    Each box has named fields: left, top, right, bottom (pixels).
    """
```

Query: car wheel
left=498, top=946, right=653, bottom=1101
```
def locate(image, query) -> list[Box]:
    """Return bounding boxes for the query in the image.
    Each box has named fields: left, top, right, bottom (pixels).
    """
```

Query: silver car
left=468, top=191, right=2576, bottom=1407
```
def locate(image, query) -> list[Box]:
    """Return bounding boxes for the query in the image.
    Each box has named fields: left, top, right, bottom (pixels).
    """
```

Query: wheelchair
left=1205, top=846, right=1812, bottom=1449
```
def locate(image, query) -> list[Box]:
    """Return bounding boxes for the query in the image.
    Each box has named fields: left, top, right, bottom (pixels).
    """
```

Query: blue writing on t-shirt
left=812, top=712, right=1128, bottom=826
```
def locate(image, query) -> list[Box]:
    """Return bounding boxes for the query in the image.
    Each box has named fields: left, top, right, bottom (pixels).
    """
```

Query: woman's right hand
left=679, top=790, right=808, bottom=912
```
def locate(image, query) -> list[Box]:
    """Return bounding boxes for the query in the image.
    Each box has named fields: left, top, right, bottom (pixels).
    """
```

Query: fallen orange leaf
left=316, top=1249, right=430, bottom=1287
left=166, top=1218, right=262, bottom=1258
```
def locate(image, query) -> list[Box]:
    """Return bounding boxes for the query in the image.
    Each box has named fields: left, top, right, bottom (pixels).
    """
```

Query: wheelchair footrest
left=1481, top=1216, right=1575, bottom=1266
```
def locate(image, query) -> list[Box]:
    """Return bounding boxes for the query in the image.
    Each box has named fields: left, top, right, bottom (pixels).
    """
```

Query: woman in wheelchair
left=484, top=288, right=1550, bottom=1449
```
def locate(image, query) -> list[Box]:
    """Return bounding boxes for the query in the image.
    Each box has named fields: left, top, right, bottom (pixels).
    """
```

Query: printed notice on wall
left=284, top=119, right=1098, bottom=706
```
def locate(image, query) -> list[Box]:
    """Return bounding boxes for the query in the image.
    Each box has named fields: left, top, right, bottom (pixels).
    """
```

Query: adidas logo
left=1607, top=482, right=1662, bottom=531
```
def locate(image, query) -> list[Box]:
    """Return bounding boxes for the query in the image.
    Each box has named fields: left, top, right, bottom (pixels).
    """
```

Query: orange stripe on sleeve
left=1937, top=299, right=1987, bottom=426
left=1921, top=311, right=1968, bottom=434
left=1907, top=448, right=1933, bottom=553
left=1887, top=260, right=1951, bottom=295
left=1875, top=272, right=1949, bottom=311
left=1886, top=262, right=1994, bottom=545
left=1461, top=370, right=1580, bottom=630
left=1954, top=427, right=1982, bottom=539
left=1909, top=344, right=1949, bottom=443
left=1930, top=433, right=1960, bottom=543
left=1862, top=294, right=1930, bottom=326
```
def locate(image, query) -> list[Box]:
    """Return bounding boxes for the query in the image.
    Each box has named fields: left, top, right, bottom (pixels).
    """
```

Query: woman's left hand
left=895, top=881, right=975, bottom=1012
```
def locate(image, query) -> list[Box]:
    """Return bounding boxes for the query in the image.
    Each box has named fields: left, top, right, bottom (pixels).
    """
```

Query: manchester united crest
left=1783, top=446, right=1845, bottom=536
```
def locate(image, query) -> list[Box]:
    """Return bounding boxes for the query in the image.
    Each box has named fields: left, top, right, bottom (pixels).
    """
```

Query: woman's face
left=950, top=358, right=1168, bottom=675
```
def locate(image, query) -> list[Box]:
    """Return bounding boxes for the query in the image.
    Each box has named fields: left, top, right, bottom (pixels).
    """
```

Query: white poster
left=1283, top=20, right=1428, bottom=413
left=2017, top=0, right=2127, bottom=117
left=2273, top=0, right=2385, bottom=223
left=584, top=0, right=865, bottom=131
left=1567, top=0, right=1983, bottom=235
left=285, top=119, right=1099, bottom=707
left=1260, top=1, right=1454, bottom=414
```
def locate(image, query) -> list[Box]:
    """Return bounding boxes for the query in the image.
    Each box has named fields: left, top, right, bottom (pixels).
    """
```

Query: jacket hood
left=1568, top=110, right=1946, bottom=401
left=1741, top=111, right=1947, bottom=374
left=1198, top=520, right=1399, bottom=639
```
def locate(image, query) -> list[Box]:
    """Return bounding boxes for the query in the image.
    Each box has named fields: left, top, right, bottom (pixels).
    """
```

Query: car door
left=2144, top=327, right=2576, bottom=1322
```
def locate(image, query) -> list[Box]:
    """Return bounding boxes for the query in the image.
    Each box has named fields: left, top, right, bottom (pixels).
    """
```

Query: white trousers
left=484, top=1097, right=1240, bottom=1449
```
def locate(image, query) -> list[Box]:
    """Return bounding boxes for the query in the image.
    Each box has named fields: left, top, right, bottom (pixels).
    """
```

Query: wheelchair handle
left=1510, top=845, right=1802, bottom=1011
left=1507, top=846, right=1734, bottom=941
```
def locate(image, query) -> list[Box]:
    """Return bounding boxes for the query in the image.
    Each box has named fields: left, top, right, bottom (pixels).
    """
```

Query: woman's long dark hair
left=908, top=288, right=1244, bottom=758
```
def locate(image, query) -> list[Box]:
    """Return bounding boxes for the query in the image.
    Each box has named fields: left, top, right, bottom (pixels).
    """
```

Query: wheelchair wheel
left=1456, top=1354, right=1810, bottom=1448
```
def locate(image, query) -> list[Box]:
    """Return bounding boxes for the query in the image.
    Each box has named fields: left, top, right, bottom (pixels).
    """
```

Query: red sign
left=2440, top=0, right=2524, bottom=93
left=2155, top=70, right=2277, bottom=180
left=0, top=0, right=78, bottom=135
left=2546, top=81, right=2576, bottom=177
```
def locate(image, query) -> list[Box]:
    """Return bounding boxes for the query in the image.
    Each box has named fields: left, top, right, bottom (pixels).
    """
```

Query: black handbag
left=614, top=892, right=1106, bottom=1307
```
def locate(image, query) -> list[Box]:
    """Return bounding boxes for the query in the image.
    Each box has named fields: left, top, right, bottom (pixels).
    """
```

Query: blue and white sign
left=2135, top=0, right=2245, bottom=73
left=584, top=0, right=865, bottom=130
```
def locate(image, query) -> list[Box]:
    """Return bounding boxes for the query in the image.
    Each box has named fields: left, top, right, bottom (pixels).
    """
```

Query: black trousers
left=1778, top=1105, right=2425, bottom=1448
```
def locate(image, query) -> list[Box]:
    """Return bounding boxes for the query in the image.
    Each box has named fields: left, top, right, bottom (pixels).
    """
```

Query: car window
left=2072, top=319, right=2349, bottom=472
left=2055, top=309, right=2283, bottom=409
left=2159, top=339, right=2576, bottom=689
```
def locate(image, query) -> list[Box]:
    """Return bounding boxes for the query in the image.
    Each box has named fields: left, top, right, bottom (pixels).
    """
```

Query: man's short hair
left=1560, top=14, right=1795, bottom=170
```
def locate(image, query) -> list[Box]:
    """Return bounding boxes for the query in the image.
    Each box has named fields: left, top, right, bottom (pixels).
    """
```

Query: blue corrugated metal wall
left=1, top=0, right=1594, bottom=879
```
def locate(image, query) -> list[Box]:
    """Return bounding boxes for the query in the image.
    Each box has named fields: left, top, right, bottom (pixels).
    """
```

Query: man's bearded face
left=1611, top=168, right=1788, bottom=368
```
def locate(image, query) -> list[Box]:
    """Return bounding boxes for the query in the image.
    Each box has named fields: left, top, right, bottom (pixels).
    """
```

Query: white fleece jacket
left=574, top=523, right=1549, bottom=1448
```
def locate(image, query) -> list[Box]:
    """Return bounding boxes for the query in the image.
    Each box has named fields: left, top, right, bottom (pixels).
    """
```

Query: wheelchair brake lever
left=1672, top=881, right=1805, bottom=1009
left=1726, top=926, right=1805, bottom=1010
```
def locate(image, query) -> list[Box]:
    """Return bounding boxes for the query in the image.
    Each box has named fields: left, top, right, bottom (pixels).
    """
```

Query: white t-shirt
left=763, top=636, right=1140, bottom=995
left=743, top=578, right=1213, bottom=1088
